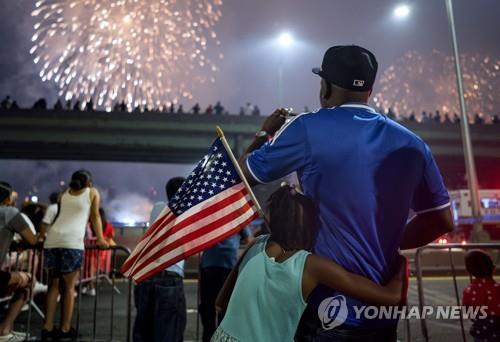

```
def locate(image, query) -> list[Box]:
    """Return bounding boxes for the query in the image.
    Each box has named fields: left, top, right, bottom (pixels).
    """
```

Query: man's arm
left=238, top=109, right=289, bottom=186
left=18, top=227, right=38, bottom=246
left=402, top=143, right=453, bottom=250
left=239, top=138, right=267, bottom=187
left=399, top=207, right=454, bottom=250
left=7, top=210, right=38, bottom=246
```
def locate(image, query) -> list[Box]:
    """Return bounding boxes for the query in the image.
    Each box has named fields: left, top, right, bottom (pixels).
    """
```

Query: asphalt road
left=4, top=276, right=498, bottom=341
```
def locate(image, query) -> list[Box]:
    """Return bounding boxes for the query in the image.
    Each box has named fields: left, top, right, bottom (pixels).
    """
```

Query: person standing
left=40, top=192, right=60, bottom=237
left=239, top=45, right=454, bottom=340
left=214, top=101, right=224, bottom=115
left=199, top=226, right=253, bottom=342
left=41, top=170, right=108, bottom=340
left=133, top=177, right=187, bottom=342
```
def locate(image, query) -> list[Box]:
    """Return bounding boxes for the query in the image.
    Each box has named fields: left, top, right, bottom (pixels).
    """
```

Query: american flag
left=121, top=137, right=259, bottom=282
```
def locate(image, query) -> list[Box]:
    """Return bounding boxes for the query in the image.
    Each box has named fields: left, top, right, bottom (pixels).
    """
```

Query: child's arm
left=303, top=254, right=407, bottom=306
left=215, top=239, right=256, bottom=314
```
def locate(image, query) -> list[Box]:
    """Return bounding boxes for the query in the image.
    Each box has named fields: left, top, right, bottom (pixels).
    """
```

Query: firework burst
left=31, top=0, right=223, bottom=111
left=373, top=50, right=500, bottom=121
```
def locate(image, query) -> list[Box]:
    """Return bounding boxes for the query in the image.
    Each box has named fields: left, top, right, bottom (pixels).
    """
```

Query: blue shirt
left=149, top=201, right=184, bottom=277
left=247, top=104, right=450, bottom=327
left=201, top=227, right=251, bottom=269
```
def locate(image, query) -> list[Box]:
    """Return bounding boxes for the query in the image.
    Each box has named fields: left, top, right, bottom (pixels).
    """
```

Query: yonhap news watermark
left=318, top=295, right=489, bottom=330
left=352, top=305, right=488, bottom=320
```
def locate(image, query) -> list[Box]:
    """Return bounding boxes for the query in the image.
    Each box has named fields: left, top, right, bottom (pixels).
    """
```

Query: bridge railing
left=414, top=243, right=500, bottom=342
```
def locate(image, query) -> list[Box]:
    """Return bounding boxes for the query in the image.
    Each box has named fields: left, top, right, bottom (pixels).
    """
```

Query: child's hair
left=69, top=169, right=92, bottom=191
left=0, top=181, right=12, bottom=203
left=267, top=184, right=318, bottom=251
left=465, top=249, right=495, bottom=278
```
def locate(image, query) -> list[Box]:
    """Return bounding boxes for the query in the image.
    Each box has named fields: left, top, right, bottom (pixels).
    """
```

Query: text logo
left=353, top=79, right=365, bottom=87
left=318, top=295, right=348, bottom=330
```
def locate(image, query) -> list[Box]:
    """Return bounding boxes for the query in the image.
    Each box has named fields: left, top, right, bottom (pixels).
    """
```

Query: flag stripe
left=127, top=195, right=255, bottom=277
left=141, top=189, right=249, bottom=250
left=135, top=212, right=258, bottom=282
left=121, top=211, right=175, bottom=273
left=133, top=206, right=258, bottom=281
left=129, top=200, right=255, bottom=278
left=143, top=210, right=174, bottom=239
left=123, top=185, right=248, bottom=275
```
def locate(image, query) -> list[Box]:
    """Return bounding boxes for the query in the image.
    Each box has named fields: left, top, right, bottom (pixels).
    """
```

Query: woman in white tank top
left=40, top=170, right=108, bottom=340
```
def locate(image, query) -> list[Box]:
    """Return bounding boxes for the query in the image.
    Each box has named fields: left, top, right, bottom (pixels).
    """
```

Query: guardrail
left=414, top=243, right=500, bottom=342
left=2, top=244, right=133, bottom=341
left=76, top=245, right=133, bottom=342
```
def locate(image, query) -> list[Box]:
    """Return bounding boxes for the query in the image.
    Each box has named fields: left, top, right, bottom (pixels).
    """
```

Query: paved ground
left=3, top=276, right=498, bottom=341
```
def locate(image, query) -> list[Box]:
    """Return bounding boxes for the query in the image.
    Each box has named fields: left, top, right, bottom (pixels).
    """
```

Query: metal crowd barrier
left=1, top=245, right=45, bottom=320
left=75, top=244, right=133, bottom=342
left=1, top=244, right=133, bottom=341
left=414, top=243, right=500, bottom=342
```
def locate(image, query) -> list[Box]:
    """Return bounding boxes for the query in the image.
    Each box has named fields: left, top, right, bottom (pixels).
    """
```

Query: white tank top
left=44, top=188, right=91, bottom=250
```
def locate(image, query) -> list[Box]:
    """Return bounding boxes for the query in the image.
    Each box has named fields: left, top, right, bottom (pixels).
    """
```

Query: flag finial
left=216, top=126, right=224, bottom=138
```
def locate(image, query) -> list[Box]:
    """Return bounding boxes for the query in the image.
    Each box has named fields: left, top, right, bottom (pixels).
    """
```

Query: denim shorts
left=44, top=248, right=83, bottom=274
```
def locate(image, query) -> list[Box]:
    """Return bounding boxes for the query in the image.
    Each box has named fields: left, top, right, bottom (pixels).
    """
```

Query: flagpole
left=216, top=126, right=269, bottom=228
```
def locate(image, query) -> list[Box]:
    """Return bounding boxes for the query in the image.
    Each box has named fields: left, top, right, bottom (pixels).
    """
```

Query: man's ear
left=323, top=82, right=332, bottom=100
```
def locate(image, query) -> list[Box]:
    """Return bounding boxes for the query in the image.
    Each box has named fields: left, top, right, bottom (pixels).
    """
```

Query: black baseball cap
left=312, top=45, right=378, bottom=92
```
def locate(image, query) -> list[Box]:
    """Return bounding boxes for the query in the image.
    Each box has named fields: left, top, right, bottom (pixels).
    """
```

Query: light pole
left=393, top=2, right=485, bottom=240
left=443, top=0, right=485, bottom=241
left=276, top=32, right=294, bottom=107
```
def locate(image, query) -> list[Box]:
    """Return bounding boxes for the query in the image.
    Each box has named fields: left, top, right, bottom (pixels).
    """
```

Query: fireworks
left=30, top=0, right=223, bottom=111
left=373, top=50, right=500, bottom=121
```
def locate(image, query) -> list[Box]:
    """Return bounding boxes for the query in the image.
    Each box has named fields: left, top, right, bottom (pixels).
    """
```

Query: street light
left=392, top=2, right=484, bottom=241
left=393, top=3, right=411, bottom=19
left=278, top=32, right=294, bottom=48
left=276, top=31, right=294, bottom=107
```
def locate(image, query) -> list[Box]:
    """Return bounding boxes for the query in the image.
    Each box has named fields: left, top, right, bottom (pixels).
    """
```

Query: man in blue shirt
left=239, top=45, right=454, bottom=341
left=133, top=177, right=187, bottom=342
left=199, top=227, right=252, bottom=342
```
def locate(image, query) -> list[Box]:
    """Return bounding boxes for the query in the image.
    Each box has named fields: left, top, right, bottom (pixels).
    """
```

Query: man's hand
left=238, top=108, right=296, bottom=186
left=387, top=255, right=408, bottom=306
left=261, top=108, right=291, bottom=136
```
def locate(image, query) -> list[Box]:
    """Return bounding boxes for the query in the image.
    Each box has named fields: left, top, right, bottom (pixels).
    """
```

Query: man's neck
left=323, top=100, right=369, bottom=108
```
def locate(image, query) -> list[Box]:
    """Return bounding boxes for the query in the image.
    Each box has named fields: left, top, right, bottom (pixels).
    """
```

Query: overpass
left=0, top=109, right=262, bottom=163
left=1, top=109, right=500, bottom=184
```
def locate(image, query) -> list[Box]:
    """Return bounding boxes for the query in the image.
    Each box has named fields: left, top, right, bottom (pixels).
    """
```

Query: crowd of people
left=2, top=94, right=500, bottom=124
left=385, top=108, right=500, bottom=125
left=0, top=171, right=115, bottom=341
left=0, top=96, right=263, bottom=117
